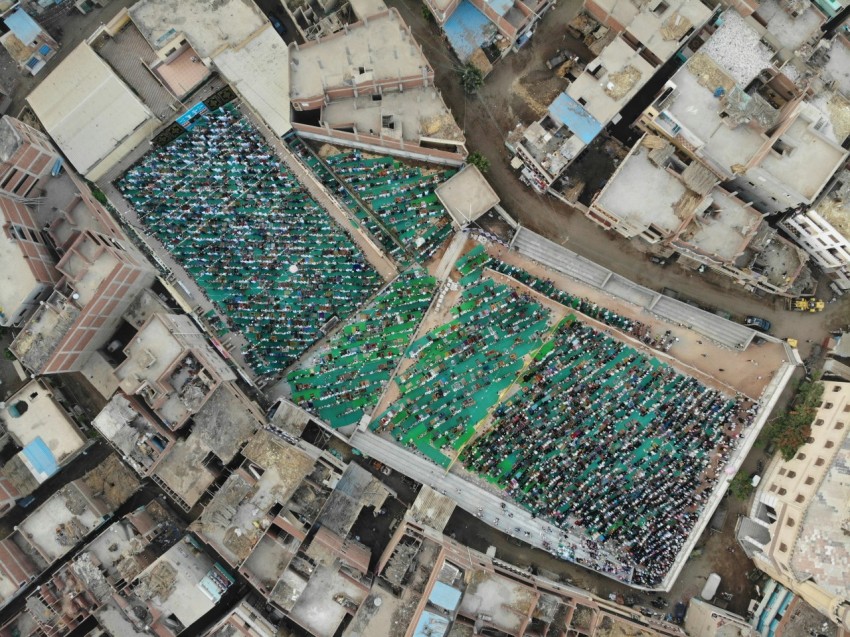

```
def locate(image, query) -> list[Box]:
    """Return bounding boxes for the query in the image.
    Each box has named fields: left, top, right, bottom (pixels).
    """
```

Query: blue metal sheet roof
left=412, top=611, right=450, bottom=637
left=428, top=581, right=462, bottom=611
left=21, top=437, right=59, bottom=481
left=443, top=0, right=497, bottom=62
left=4, top=9, right=43, bottom=46
left=547, top=92, right=603, bottom=145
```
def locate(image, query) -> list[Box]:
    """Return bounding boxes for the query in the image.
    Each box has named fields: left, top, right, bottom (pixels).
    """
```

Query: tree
left=763, top=375, right=823, bottom=461
left=421, top=4, right=435, bottom=22
left=467, top=152, right=490, bottom=173
left=459, top=64, right=484, bottom=94
left=729, top=472, right=754, bottom=500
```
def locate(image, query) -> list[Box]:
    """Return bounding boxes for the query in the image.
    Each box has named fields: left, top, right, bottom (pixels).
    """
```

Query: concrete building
left=637, top=10, right=848, bottom=214
left=0, top=115, right=61, bottom=198
left=684, top=598, right=759, bottom=637
left=423, top=0, right=556, bottom=65
left=93, top=535, right=235, bottom=636
left=115, top=313, right=236, bottom=431
left=0, top=500, right=184, bottom=637
left=289, top=8, right=466, bottom=165
left=127, top=0, right=292, bottom=138
left=589, top=135, right=813, bottom=295
left=781, top=170, right=850, bottom=292
left=435, top=164, right=501, bottom=227
left=10, top=229, right=155, bottom=375
left=0, top=193, right=60, bottom=328
left=0, top=7, right=58, bottom=76
left=0, top=455, right=139, bottom=612
left=507, top=0, right=712, bottom=192
left=365, top=519, right=685, bottom=637
left=0, top=380, right=87, bottom=498
left=27, top=42, right=161, bottom=182
left=737, top=380, right=850, bottom=631
left=201, top=599, right=277, bottom=637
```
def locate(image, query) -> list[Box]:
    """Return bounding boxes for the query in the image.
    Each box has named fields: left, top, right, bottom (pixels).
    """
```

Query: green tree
left=421, top=4, right=435, bottom=22
left=467, top=152, right=490, bottom=173
left=459, top=64, right=484, bottom=94
left=729, top=472, right=754, bottom=500
left=763, top=375, right=823, bottom=461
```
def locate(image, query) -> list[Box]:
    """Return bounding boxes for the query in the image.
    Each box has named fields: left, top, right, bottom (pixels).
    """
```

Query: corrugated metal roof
left=547, top=92, right=603, bottom=145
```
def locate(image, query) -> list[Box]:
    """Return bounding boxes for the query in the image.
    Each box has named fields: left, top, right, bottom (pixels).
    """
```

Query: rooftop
left=435, top=165, right=500, bottom=226
left=27, top=43, right=159, bottom=178
left=191, top=431, right=314, bottom=564
left=0, top=222, right=41, bottom=325
left=213, top=25, right=291, bottom=136
left=678, top=188, right=761, bottom=260
left=2, top=381, right=85, bottom=467
left=289, top=9, right=430, bottom=101
left=790, top=412, right=850, bottom=599
left=598, top=0, right=712, bottom=62
left=11, top=292, right=81, bottom=372
left=548, top=92, right=603, bottom=145
left=756, top=0, right=824, bottom=53
left=567, top=36, right=655, bottom=126
left=755, top=114, right=849, bottom=202
left=315, top=464, right=390, bottom=537
left=152, top=436, right=217, bottom=509
left=92, top=394, right=171, bottom=475
left=456, top=569, right=537, bottom=634
left=18, top=484, right=107, bottom=563
left=595, top=142, right=690, bottom=236
left=443, top=0, right=498, bottom=63
left=701, top=10, right=775, bottom=86
left=133, top=537, right=226, bottom=630
left=320, top=87, right=464, bottom=143
left=288, top=563, right=369, bottom=637
left=129, top=0, right=266, bottom=59
left=823, top=37, right=850, bottom=97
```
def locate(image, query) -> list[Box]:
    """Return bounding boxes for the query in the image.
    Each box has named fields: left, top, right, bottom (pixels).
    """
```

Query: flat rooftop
left=129, top=0, right=266, bottom=59
left=133, top=539, right=218, bottom=629
left=757, top=115, right=849, bottom=201
left=595, top=144, right=689, bottom=236
left=152, top=435, right=217, bottom=508
left=290, top=9, right=429, bottom=100
left=3, top=381, right=85, bottom=465
left=790, top=428, right=850, bottom=602
left=824, top=37, right=850, bottom=96
left=0, top=226, right=39, bottom=321
left=58, top=235, right=120, bottom=306
left=18, top=484, right=103, bottom=563
left=701, top=10, right=774, bottom=86
left=92, top=394, right=167, bottom=475
left=288, top=564, right=369, bottom=637
left=117, top=315, right=186, bottom=393
left=666, top=61, right=764, bottom=172
left=625, top=0, right=712, bottom=62
left=567, top=36, right=655, bottom=125
left=678, top=188, right=761, bottom=260
left=321, top=87, right=464, bottom=143
left=193, top=385, right=262, bottom=462
left=457, top=569, right=536, bottom=634
left=11, top=293, right=81, bottom=372
left=315, top=464, right=389, bottom=537
left=435, top=165, right=499, bottom=226
left=756, top=0, right=823, bottom=52
left=192, top=431, right=314, bottom=564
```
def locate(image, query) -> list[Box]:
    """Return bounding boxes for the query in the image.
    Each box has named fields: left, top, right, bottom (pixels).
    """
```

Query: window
left=796, top=453, right=805, bottom=460
left=836, top=422, right=844, bottom=430
left=804, top=477, right=814, bottom=485
left=786, top=518, right=795, bottom=527
left=787, top=471, right=796, bottom=478
left=814, top=419, right=824, bottom=426
left=843, top=405, right=850, bottom=412
left=778, top=488, right=787, bottom=496
left=815, top=458, right=825, bottom=466
left=778, top=468, right=786, bottom=475
left=833, top=386, right=842, bottom=392
left=825, top=403, right=834, bottom=409
left=825, top=441, right=835, bottom=449
left=795, top=494, right=805, bottom=502
left=807, top=437, right=815, bottom=444
left=653, top=0, right=670, bottom=14
left=779, top=543, right=788, bottom=552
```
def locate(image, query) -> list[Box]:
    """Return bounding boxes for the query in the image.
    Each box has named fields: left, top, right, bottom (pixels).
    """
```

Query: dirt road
left=387, top=0, right=850, bottom=358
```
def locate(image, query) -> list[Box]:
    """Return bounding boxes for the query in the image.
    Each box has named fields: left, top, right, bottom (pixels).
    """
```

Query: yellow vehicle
left=787, top=297, right=825, bottom=312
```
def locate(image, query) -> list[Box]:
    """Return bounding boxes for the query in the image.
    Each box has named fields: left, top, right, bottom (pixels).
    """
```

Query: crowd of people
left=118, top=105, right=381, bottom=375
left=374, top=272, right=551, bottom=467
left=288, top=268, right=436, bottom=428
left=464, top=318, right=754, bottom=585
left=288, top=138, right=454, bottom=262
